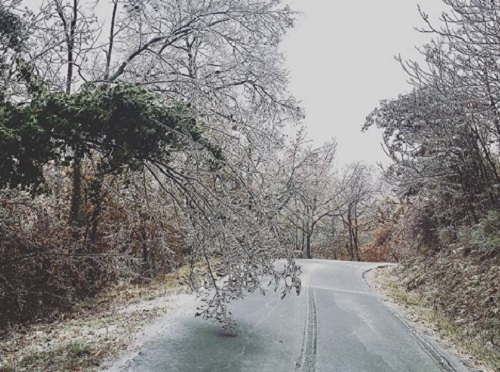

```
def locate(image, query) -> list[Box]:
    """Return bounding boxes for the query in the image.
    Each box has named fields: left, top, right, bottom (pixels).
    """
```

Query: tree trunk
left=85, top=172, right=104, bottom=295
left=353, top=214, right=361, bottom=261
left=305, top=232, right=312, bottom=259
left=69, top=156, right=82, bottom=226
left=347, top=215, right=355, bottom=261
left=140, top=212, right=151, bottom=277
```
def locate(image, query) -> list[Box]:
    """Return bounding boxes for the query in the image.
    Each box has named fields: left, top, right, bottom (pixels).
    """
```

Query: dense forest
left=0, top=0, right=386, bottom=332
left=364, top=0, right=500, bottom=365
left=0, top=0, right=498, bottom=367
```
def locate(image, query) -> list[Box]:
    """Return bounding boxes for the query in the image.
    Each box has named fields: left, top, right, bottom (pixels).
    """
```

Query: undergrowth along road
left=367, top=265, right=498, bottom=372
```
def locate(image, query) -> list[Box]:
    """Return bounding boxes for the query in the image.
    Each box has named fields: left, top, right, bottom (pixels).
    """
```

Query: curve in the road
left=105, top=260, right=473, bottom=372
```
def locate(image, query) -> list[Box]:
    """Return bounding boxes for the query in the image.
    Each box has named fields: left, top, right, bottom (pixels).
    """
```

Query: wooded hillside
left=364, top=1, right=500, bottom=367
left=0, top=0, right=385, bottom=334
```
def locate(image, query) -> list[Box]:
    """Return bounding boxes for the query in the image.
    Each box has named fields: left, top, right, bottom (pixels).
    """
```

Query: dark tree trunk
left=69, top=156, right=82, bottom=227
left=85, top=172, right=104, bottom=295
left=305, top=232, right=312, bottom=259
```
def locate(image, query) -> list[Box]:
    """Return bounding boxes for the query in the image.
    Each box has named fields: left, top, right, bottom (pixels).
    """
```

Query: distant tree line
left=0, top=0, right=394, bottom=332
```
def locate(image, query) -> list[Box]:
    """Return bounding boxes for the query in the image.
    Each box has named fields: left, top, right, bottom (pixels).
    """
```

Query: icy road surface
left=107, top=260, right=468, bottom=372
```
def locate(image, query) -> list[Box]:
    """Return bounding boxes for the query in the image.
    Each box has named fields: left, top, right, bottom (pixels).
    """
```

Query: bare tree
left=283, top=139, right=340, bottom=259
left=4, top=0, right=303, bottom=326
left=364, top=0, right=500, bottom=258
left=336, top=163, right=376, bottom=261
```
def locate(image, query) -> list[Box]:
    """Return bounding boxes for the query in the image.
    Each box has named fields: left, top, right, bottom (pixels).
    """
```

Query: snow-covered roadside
left=365, top=267, right=492, bottom=372
left=100, top=293, right=197, bottom=371
left=0, top=278, right=194, bottom=372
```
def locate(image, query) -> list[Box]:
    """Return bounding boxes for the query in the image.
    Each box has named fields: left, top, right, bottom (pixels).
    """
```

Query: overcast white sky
left=282, top=0, right=448, bottom=167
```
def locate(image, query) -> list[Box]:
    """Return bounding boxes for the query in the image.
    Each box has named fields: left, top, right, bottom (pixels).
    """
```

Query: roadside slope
left=367, top=254, right=500, bottom=372
left=0, top=273, right=190, bottom=372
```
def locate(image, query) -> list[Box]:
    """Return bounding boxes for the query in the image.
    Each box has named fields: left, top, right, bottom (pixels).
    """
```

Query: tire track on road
left=295, top=280, right=318, bottom=372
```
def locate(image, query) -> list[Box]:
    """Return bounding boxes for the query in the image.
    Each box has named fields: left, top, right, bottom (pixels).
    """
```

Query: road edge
left=363, top=266, right=474, bottom=372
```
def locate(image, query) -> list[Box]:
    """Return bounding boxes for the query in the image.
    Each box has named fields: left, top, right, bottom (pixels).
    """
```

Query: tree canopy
left=0, top=83, right=220, bottom=194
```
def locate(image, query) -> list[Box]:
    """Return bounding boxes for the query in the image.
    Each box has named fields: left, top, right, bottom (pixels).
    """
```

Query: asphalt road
left=109, top=260, right=464, bottom=372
